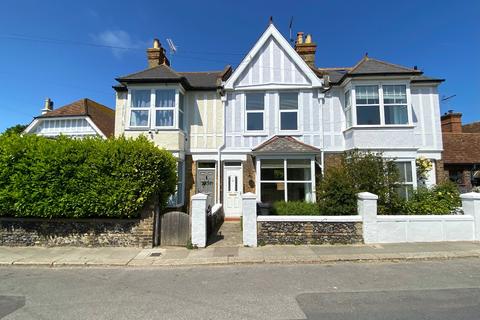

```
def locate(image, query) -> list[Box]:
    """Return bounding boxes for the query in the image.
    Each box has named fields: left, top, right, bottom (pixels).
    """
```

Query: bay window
left=259, top=158, right=314, bottom=204
left=346, top=84, right=410, bottom=127
left=128, top=88, right=185, bottom=130
left=279, top=92, right=298, bottom=131
left=130, top=90, right=151, bottom=127
left=245, top=92, right=265, bottom=131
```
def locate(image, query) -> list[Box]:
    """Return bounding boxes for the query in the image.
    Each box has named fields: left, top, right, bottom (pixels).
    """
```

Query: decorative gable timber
left=224, top=24, right=323, bottom=90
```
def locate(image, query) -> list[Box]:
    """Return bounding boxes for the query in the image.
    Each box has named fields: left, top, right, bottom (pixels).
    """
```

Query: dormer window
left=128, top=88, right=185, bottom=130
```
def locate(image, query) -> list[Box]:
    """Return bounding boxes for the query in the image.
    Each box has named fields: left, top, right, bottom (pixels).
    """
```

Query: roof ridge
left=117, top=64, right=182, bottom=80
left=367, top=57, right=419, bottom=72
left=179, top=70, right=224, bottom=74
left=349, top=55, right=370, bottom=73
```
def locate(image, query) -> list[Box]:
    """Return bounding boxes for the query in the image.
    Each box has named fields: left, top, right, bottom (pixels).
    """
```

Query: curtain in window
left=132, top=90, right=151, bottom=108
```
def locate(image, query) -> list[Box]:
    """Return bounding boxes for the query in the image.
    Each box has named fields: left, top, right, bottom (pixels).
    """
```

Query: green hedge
left=0, top=134, right=177, bottom=219
left=401, top=182, right=461, bottom=215
left=272, top=201, right=320, bottom=215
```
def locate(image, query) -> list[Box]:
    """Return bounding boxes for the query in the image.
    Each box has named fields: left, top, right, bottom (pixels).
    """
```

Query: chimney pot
left=294, top=32, right=317, bottom=68
left=153, top=38, right=160, bottom=49
left=296, top=32, right=304, bottom=45
left=305, top=34, right=312, bottom=44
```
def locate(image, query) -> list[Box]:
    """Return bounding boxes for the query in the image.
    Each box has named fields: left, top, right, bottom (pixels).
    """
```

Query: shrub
left=317, top=150, right=402, bottom=215
left=402, top=181, right=461, bottom=215
left=317, top=167, right=357, bottom=215
left=0, top=134, right=177, bottom=219
left=272, top=201, right=319, bottom=215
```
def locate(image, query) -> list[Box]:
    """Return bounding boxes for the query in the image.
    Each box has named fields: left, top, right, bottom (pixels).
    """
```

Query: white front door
left=223, top=163, right=243, bottom=216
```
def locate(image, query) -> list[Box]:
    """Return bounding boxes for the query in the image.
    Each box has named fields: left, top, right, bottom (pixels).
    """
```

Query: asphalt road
left=1, top=258, right=480, bottom=319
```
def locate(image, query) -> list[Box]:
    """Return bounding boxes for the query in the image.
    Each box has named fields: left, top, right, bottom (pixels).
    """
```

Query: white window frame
left=256, top=156, right=316, bottom=203
left=278, top=91, right=300, bottom=133
left=346, top=81, right=413, bottom=128
left=355, top=84, right=381, bottom=126
left=394, top=159, right=417, bottom=201
left=126, top=85, right=185, bottom=131
left=244, top=92, right=266, bottom=134
left=382, top=84, right=409, bottom=125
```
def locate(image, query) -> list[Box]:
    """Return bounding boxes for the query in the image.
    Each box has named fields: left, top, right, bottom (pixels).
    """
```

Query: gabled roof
left=224, top=23, right=323, bottom=90
left=115, top=64, right=231, bottom=90
left=36, top=98, right=115, bottom=137
left=252, top=135, right=320, bottom=154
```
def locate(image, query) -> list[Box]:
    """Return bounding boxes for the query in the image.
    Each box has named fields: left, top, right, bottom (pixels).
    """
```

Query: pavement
left=1, top=241, right=480, bottom=267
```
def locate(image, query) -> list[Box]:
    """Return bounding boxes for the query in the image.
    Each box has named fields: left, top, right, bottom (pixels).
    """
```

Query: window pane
left=246, top=93, right=264, bottom=110
left=279, top=92, right=298, bottom=110
left=280, top=112, right=298, bottom=130
left=383, top=85, right=407, bottom=104
left=130, top=110, right=149, bottom=126
left=396, top=162, right=413, bottom=183
left=155, top=90, right=175, bottom=108
left=261, top=168, right=284, bottom=181
left=356, top=86, right=379, bottom=104
left=247, top=113, right=263, bottom=130
left=287, top=160, right=311, bottom=181
left=287, top=183, right=313, bottom=202
left=385, top=105, right=408, bottom=124
left=395, top=185, right=413, bottom=200
left=261, top=183, right=285, bottom=204
left=261, top=159, right=283, bottom=168
left=132, top=90, right=151, bottom=108
left=156, top=110, right=174, bottom=127
left=345, top=90, right=352, bottom=109
left=356, top=105, right=380, bottom=125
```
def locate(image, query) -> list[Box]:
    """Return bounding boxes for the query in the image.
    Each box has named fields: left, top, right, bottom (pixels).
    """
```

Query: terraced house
left=114, top=23, right=445, bottom=217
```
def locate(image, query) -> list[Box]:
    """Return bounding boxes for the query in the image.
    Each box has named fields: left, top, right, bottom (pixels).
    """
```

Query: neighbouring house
left=24, top=98, right=115, bottom=138
left=115, top=23, right=445, bottom=217
left=114, top=39, right=231, bottom=210
left=441, top=111, right=480, bottom=191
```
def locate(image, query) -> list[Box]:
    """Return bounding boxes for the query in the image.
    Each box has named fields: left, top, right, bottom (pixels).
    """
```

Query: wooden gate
left=160, top=211, right=190, bottom=246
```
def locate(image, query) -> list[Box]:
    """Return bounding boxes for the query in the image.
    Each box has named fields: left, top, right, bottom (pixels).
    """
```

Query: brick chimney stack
left=41, top=98, right=53, bottom=115
left=294, top=32, right=317, bottom=68
left=147, top=39, right=170, bottom=68
left=441, top=110, right=463, bottom=133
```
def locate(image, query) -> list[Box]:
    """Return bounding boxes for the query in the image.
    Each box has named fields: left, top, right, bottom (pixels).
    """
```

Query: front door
left=223, top=162, right=243, bottom=216
left=196, top=167, right=216, bottom=209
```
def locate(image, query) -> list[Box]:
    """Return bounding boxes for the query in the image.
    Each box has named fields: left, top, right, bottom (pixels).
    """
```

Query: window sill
left=243, top=131, right=269, bottom=136
left=344, top=124, right=414, bottom=132
left=278, top=130, right=302, bottom=136
left=125, top=128, right=184, bottom=132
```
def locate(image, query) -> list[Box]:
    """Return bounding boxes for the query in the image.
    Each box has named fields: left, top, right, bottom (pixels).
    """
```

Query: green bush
left=317, top=167, right=357, bottom=215
left=317, top=150, right=402, bottom=215
left=0, top=134, right=177, bottom=219
left=402, top=181, right=461, bottom=215
left=272, top=201, right=319, bottom=215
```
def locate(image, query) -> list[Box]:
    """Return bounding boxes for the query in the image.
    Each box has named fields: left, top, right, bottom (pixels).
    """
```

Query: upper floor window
left=155, top=89, right=175, bottom=127
left=347, top=84, right=409, bottom=127
left=129, top=88, right=185, bottom=130
left=130, top=90, right=151, bottom=127
left=279, top=92, right=298, bottom=131
left=246, top=92, right=264, bottom=131
left=355, top=85, right=380, bottom=125
left=383, top=85, right=408, bottom=125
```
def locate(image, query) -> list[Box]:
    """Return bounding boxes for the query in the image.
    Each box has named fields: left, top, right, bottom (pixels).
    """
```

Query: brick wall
left=243, top=155, right=256, bottom=193
left=185, top=155, right=196, bottom=214
left=0, top=202, right=156, bottom=248
left=323, top=153, right=343, bottom=173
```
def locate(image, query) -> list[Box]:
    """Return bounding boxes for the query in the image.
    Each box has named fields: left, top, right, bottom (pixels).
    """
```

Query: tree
left=2, top=124, right=28, bottom=135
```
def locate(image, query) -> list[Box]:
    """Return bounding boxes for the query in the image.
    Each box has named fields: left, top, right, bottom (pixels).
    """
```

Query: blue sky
left=0, top=0, right=479, bottom=132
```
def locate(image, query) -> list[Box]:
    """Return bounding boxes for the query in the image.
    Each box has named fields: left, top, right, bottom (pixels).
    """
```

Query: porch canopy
left=252, top=136, right=320, bottom=204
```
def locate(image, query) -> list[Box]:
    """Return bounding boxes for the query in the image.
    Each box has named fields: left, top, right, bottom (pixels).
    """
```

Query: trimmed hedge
left=401, top=182, right=461, bottom=215
left=0, top=134, right=177, bottom=219
left=272, top=201, right=319, bottom=216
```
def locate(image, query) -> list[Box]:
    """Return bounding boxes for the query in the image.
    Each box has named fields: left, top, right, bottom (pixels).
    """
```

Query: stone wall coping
left=257, top=215, right=362, bottom=222
left=192, top=193, right=208, bottom=200
left=460, top=192, right=480, bottom=200
left=377, top=215, right=474, bottom=222
left=357, top=192, right=379, bottom=200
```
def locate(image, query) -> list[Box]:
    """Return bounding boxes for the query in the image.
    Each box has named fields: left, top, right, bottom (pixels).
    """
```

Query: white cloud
left=91, top=30, right=145, bottom=59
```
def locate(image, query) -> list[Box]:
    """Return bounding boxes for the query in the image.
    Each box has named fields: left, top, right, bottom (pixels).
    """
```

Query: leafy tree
left=2, top=124, right=28, bottom=135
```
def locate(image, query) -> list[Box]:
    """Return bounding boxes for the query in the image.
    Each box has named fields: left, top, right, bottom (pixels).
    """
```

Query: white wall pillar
left=242, top=192, right=257, bottom=247
left=191, top=193, right=208, bottom=248
left=461, top=192, right=480, bottom=240
left=357, top=192, right=379, bottom=244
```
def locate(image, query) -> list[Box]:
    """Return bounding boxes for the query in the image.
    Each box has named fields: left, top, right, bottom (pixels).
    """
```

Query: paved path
left=207, top=221, right=243, bottom=247
left=1, top=241, right=480, bottom=267
left=1, top=258, right=480, bottom=319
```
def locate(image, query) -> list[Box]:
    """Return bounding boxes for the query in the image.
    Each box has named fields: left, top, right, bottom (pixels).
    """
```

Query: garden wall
left=0, top=202, right=156, bottom=248
left=257, top=216, right=363, bottom=245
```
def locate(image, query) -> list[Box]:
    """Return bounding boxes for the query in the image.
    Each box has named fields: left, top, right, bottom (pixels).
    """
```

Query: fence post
left=242, top=192, right=257, bottom=247
left=191, top=193, right=208, bottom=248
left=357, top=192, right=379, bottom=244
left=461, top=192, right=480, bottom=240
